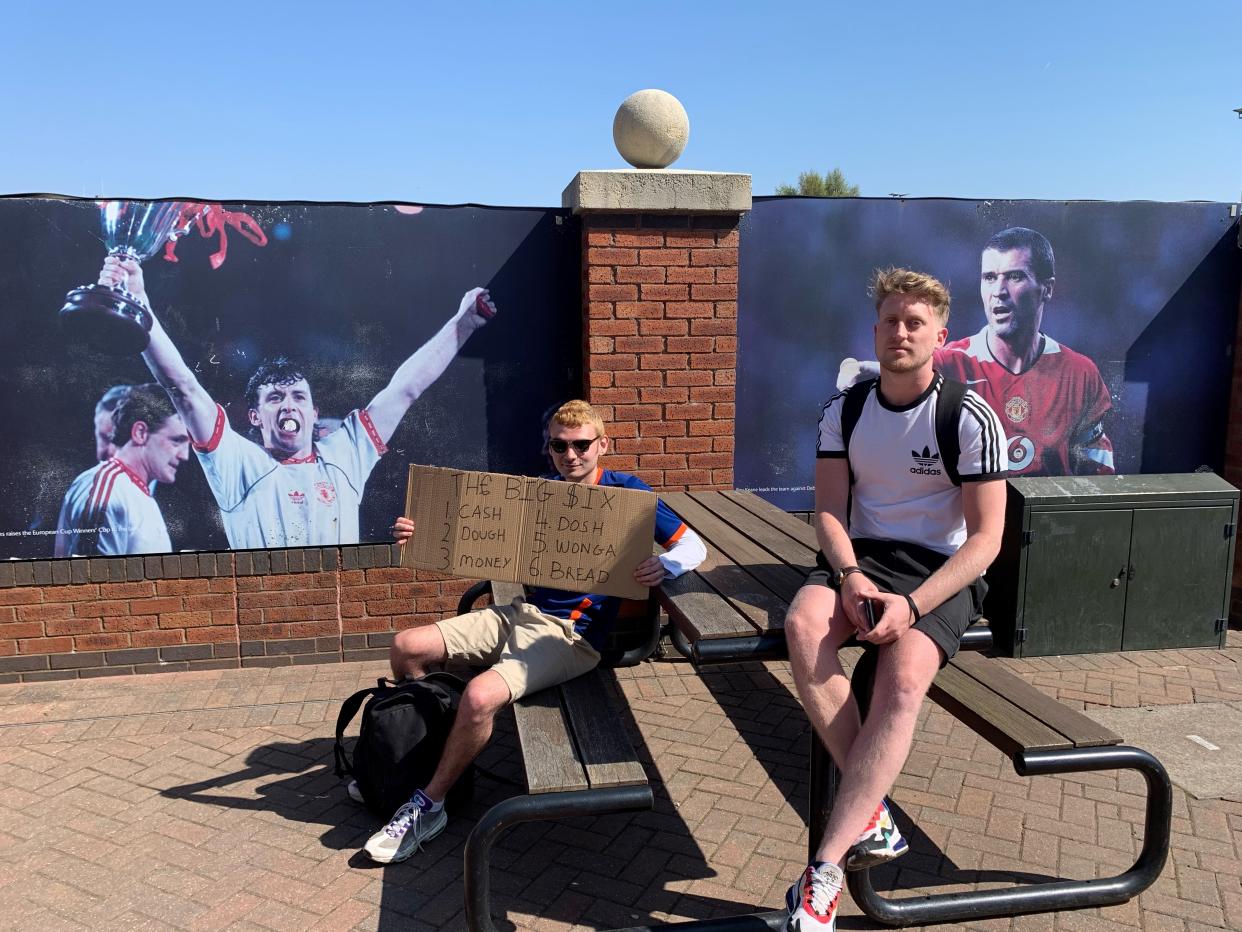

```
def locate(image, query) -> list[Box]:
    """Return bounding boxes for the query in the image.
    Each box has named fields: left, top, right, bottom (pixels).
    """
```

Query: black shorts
left=804, top=538, right=986, bottom=663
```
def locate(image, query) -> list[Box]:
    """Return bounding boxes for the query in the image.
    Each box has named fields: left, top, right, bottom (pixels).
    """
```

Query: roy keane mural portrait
left=736, top=198, right=1242, bottom=510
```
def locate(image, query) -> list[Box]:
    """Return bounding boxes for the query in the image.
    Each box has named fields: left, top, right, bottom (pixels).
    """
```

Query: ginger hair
left=547, top=399, right=606, bottom=439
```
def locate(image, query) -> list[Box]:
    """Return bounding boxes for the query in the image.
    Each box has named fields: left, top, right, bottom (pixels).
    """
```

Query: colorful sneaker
left=346, top=779, right=364, bottom=804
left=847, top=798, right=908, bottom=870
left=784, top=862, right=843, bottom=931
left=363, top=790, right=447, bottom=864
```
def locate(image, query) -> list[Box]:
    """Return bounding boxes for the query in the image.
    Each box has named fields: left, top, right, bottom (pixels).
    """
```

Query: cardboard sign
left=401, top=465, right=656, bottom=600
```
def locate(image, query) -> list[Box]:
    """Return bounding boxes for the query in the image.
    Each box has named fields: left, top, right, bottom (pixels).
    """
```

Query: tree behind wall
left=775, top=168, right=859, bottom=197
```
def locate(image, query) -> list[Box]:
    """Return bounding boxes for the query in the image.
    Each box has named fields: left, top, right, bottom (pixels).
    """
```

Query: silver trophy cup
left=60, top=201, right=197, bottom=354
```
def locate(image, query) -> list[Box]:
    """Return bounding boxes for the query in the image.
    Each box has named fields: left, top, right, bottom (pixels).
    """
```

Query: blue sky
left=2, top=1, right=1239, bottom=207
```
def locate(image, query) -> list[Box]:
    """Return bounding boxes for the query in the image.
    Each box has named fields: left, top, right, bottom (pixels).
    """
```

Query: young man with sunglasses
left=363, top=399, right=706, bottom=864
left=782, top=269, right=1006, bottom=932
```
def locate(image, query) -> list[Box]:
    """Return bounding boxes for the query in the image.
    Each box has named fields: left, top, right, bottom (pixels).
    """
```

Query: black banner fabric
left=0, top=198, right=580, bottom=560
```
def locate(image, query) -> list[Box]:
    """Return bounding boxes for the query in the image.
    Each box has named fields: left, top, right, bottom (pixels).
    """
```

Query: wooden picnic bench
left=657, top=490, right=1172, bottom=927
left=454, top=580, right=656, bottom=932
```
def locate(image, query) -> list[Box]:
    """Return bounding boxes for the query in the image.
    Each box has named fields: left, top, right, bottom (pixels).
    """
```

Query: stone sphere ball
left=613, top=89, right=690, bottom=169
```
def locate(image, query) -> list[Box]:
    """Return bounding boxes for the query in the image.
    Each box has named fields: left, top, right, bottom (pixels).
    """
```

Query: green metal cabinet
left=985, top=473, right=1238, bottom=657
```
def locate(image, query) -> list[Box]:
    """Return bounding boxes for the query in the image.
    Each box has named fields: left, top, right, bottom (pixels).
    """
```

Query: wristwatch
left=834, top=565, right=862, bottom=587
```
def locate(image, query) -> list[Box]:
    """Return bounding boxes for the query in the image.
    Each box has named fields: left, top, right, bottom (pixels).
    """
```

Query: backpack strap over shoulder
left=839, top=378, right=875, bottom=490
left=840, top=378, right=875, bottom=456
left=935, top=376, right=968, bottom=487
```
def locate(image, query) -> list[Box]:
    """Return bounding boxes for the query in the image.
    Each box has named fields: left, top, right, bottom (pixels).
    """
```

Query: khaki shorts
left=435, top=597, right=601, bottom=702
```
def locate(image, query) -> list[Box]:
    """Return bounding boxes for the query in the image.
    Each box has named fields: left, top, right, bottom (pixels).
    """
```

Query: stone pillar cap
left=563, top=170, right=751, bottom=214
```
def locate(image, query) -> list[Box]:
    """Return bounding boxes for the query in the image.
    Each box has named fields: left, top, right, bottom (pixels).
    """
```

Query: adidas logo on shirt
left=910, top=446, right=942, bottom=476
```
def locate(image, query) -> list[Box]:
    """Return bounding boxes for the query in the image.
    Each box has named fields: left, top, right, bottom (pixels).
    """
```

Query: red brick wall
left=581, top=213, right=739, bottom=491
left=0, top=548, right=471, bottom=683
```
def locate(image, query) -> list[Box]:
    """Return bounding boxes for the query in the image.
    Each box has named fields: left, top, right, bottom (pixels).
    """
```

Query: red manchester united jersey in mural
left=935, top=327, right=1114, bottom=476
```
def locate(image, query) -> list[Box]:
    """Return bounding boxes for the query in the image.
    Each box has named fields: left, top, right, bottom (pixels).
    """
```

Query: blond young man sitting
left=363, top=399, right=706, bottom=864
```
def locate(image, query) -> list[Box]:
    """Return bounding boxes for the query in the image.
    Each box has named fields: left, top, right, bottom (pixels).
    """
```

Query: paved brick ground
left=1, top=633, right=1239, bottom=931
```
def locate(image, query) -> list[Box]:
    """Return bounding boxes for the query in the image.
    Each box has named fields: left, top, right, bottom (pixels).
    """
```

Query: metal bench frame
left=668, top=620, right=1171, bottom=928
left=838, top=645, right=1172, bottom=926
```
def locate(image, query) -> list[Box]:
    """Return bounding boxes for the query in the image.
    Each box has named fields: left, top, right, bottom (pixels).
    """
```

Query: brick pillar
left=1223, top=279, right=1242, bottom=623
left=565, top=171, right=751, bottom=492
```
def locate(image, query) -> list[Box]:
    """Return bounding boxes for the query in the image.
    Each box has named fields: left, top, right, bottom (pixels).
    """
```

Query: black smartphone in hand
left=859, top=597, right=877, bottom=632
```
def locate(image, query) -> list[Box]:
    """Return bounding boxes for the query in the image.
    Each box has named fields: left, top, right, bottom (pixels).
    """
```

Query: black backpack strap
left=840, top=378, right=875, bottom=456
left=334, top=684, right=382, bottom=777
left=935, top=376, right=968, bottom=487
left=839, top=377, right=876, bottom=492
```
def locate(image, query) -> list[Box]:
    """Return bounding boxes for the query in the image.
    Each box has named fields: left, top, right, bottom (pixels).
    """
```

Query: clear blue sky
left=2, top=1, right=1239, bottom=207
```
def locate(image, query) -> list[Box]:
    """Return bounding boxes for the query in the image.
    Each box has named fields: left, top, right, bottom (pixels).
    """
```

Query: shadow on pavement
left=161, top=685, right=767, bottom=930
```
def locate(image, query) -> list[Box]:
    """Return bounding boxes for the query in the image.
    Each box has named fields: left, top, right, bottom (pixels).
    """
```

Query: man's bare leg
left=811, top=628, right=942, bottom=865
left=785, top=584, right=863, bottom=766
left=389, top=624, right=448, bottom=679
left=423, top=669, right=510, bottom=802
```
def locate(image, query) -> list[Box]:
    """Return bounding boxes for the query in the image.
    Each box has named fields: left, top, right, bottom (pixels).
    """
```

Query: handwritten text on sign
left=401, top=465, right=656, bottom=599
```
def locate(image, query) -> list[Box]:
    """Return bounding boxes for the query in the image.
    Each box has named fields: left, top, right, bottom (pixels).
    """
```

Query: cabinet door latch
left=1225, top=523, right=1236, bottom=540
left=1021, top=529, right=1036, bottom=545
left=1216, top=618, right=1228, bottom=634
left=1014, top=627, right=1028, bottom=644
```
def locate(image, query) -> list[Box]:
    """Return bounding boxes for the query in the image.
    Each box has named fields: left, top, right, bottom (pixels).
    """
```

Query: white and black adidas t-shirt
left=817, top=375, right=1007, bottom=555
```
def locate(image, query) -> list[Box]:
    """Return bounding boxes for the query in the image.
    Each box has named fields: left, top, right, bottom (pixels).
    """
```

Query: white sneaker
left=784, top=862, right=843, bottom=932
left=363, top=791, right=447, bottom=864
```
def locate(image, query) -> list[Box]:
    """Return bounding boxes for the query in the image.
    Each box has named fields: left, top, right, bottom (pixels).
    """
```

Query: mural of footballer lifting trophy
left=59, top=200, right=202, bottom=354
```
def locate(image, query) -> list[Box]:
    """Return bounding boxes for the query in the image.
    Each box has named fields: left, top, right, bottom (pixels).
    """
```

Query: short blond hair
left=547, top=399, right=606, bottom=439
left=869, top=267, right=951, bottom=325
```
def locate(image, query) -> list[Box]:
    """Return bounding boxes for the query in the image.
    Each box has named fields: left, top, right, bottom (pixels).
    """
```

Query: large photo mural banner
left=0, top=197, right=580, bottom=560
left=736, top=198, right=1242, bottom=511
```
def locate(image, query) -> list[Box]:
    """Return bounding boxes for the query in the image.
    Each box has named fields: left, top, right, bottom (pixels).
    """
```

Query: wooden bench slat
left=951, top=652, right=1121, bottom=749
left=512, top=686, right=589, bottom=794
left=723, top=490, right=821, bottom=551
left=929, top=662, right=1071, bottom=755
left=560, top=671, right=648, bottom=789
left=664, top=493, right=806, bottom=606
left=661, top=497, right=790, bottom=638
left=662, top=569, right=767, bottom=640
left=663, top=525, right=789, bottom=635
left=689, top=491, right=818, bottom=570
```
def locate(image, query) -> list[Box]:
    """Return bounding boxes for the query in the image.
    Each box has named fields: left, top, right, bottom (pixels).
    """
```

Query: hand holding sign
left=632, top=555, right=666, bottom=587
